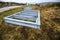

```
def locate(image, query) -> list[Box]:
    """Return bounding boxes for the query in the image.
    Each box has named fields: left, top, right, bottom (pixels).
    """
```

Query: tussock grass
left=0, top=6, right=43, bottom=40
left=0, top=4, right=60, bottom=40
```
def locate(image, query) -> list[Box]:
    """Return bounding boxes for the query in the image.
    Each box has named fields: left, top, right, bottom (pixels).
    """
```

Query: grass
left=29, top=5, right=60, bottom=40
left=0, top=4, right=60, bottom=40
left=0, top=5, right=43, bottom=40
left=0, top=6, right=24, bottom=24
left=0, top=6, right=42, bottom=40
left=40, top=5, right=60, bottom=40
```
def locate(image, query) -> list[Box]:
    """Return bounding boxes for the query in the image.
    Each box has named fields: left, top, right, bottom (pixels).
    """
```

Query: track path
left=0, top=6, right=21, bottom=12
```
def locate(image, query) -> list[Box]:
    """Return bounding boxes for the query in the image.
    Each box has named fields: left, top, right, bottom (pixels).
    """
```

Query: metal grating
left=4, top=7, right=40, bottom=29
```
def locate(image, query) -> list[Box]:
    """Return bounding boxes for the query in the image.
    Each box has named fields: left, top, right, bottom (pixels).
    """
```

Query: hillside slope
left=0, top=3, right=60, bottom=40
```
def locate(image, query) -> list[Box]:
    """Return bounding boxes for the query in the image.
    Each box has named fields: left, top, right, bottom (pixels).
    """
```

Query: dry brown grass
left=0, top=5, right=60, bottom=40
left=40, top=6, right=60, bottom=40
